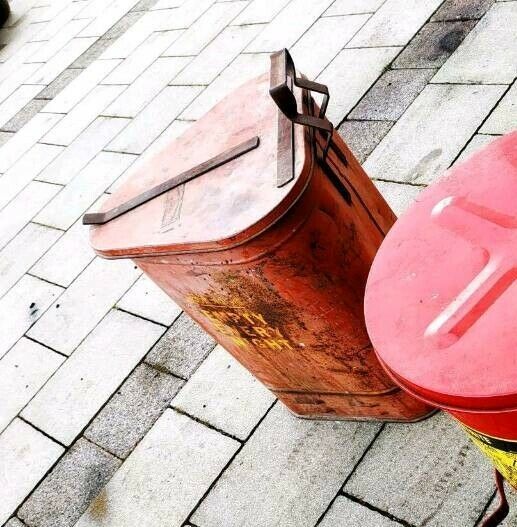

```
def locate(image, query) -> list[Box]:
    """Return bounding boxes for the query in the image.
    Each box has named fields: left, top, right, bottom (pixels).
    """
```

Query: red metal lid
left=89, top=72, right=311, bottom=258
left=365, top=132, right=517, bottom=412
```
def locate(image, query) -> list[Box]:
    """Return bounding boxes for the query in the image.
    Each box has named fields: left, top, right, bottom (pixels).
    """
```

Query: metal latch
left=269, top=48, right=334, bottom=187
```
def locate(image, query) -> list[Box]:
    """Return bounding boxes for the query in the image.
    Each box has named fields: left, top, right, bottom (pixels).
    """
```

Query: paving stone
left=26, top=37, right=98, bottom=85
left=84, top=363, right=184, bottom=458
left=69, top=39, right=113, bottom=69
left=291, top=14, right=370, bottom=79
left=179, top=53, right=269, bottom=120
left=453, top=133, right=498, bottom=165
left=27, top=19, right=91, bottom=64
left=132, top=0, right=161, bottom=9
left=0, top=84, right=42, bottom=128
left=37, top=116, right=130, bottom=185
left=116, top=274, right=182, bottom=326
left=0, top=112, right=63, bottom=172
left=349, top=68, right=436, bottom=121
left=31, top=2, right=87, bottom=42
left=363, top=83, right=504, bottom=184
left=0, top=419, right=64, bottom=526
left=231, top=0, right=290, bottom=24
left=0, top=131, right=14, bottom=148
left=35, top=68, right=83, bottom=100
left=23, top=309, right=164, bottom=445
left=0, top=62, right=41, bottom=106
left=480, top=82, right=517, bottom=135
left=0, top=181, right=61, bottom=250
left=27, top=257, right=141, bottom=356
left=319, top=497, right=401, bottom=527
left=78, top=0, right=142, bottom=38
left=324, top=0, right=384, bottom=16
left=318, top=47, right=401, bottom=124
left=1, top=99, right=47, bottom=133
left=373, top=180, right=424, bottom=216
left=76, top=410, right=239, bottom=527
left=345, top=413, right=495, bottom=527
left=18, top=438, right=121, bottom=527
left=103, top=11, right=143, bottom=39
left=35, top=151, right=136, bottom=230
left=43, top=59, right=121, bottom=114
left=103, top=30, right=182, bottom=85
left=171, top=24, right=261, bottom=86
left=193, top=404, right=381, bottom=527
left=347, top=0, right=444, bottom=47
left=107, top=85, right=202, bottom=154
left=0, top=275, right=63, bottom=360
left=392, top=20, right=476, bottom=69
left=246, top=0, right=334, bottom=53
left=30, top=217, right=95, bottom=288
left=0, top=223, right=61, bottom=298
left=432, top=0, right=496, bottom=20
left=145, top=312, right=215, bottom=379
left=337, top=120, right=394, bottom=163
left=0, top=143, right=63, bottom=209
left=0, top=337, right=64, bottom=433
left=172, top=345, right=275, bottom=440
left=166, top=1, right=245, bottom=56
left=41, top=86, right=126, bottom=146
left=105, top=56, right=190, bottom=118
left=432, top=2, right=517, bottom=84
left=4, top=518, right=26, bottom=527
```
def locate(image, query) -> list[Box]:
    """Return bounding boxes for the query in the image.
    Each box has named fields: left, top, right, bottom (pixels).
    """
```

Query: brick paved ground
left=0, top=0, right=516, bottom=526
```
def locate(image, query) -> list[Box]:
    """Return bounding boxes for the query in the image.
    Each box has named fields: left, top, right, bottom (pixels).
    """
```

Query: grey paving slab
left=37, top=116, right=130, bottom=185
left=431, top=0, right=496, bottom=20
left=84, top=363, right=184, bottom=458
left=392, top=20, right=477, bottom=69
left=319, top=497, right=402, bottom=527
left=171, top=24, right=262, bottom=86
left=337, top=120, right=394, bottom=164
left=0, top=337, right=64, bottom=434
left=1, top=99, right=47, bottom=133
left=349, top=68, right=436, bottom=121
left=231, top=0, right=290, bottom=25
left=480, top=82, right=517, bottom=135
left=324, top=0, right=385, bottom=16
left=103, top=11, right=143, bottom=40
left=145, top=312, right=215, bottom=379
left=0, top=419, right=64, bottom=526
left=172, top=345, right=275, bottom=440
left=347, top=0, right=445, bottom=47
left=17, top=438, right=121, bottom=527
left=0, top=112, right=63, bottom=173
left=69, top=39, right=112, bottom=69
left=245, top=0, right=334, bottom=53
left=363, top=83, right=504, bottom=184
left=23, top=309, right=165, bottom=445
left=0, top=131, right=14, bottom=148
left=0, top=85, right=42, bottom=129
left=116, top=274, right=182, bottom=326
left=0, top=275, right=63, bottom=360
left=290, top=14, right=371, bottom=79
left=75, top=410, right=240, bottom=527
left=345, top=413, right=495, bottom=527
left=432, top=2, right=517, bottom=84
left=193, top=404, right=381, bottom=527
left=454, top=133, right=498, bottom=165
left=374, top=180, right=424, bottom=216
left=3, top=518, right=26, bottom=527
left=34, top=68, right=83, bottom=101
left=318, top=46, right=401, bottom=124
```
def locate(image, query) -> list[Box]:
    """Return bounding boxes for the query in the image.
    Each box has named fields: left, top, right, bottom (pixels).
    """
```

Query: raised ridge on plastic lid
left=89, top=73, right=311, bottom=259
left=365, top=132, right=517, bottom=411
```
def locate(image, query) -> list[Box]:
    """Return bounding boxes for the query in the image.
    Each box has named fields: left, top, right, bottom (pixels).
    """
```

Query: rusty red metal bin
left=85, top=49, right=432, bottom=422
left=365, top=133, right=517, bottom=521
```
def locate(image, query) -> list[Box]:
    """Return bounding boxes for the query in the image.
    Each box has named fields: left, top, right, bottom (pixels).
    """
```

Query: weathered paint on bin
left=88, top=53, right=432, bottom=421
left=365, top=132, right=517, bottom=483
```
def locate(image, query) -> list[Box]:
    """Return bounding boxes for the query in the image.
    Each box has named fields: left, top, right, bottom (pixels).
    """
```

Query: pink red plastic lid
left=365, top=132, right=517, bottom=412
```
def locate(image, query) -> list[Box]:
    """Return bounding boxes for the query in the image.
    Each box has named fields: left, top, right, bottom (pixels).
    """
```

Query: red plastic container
left=365, top=132, right=517, bottom=487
